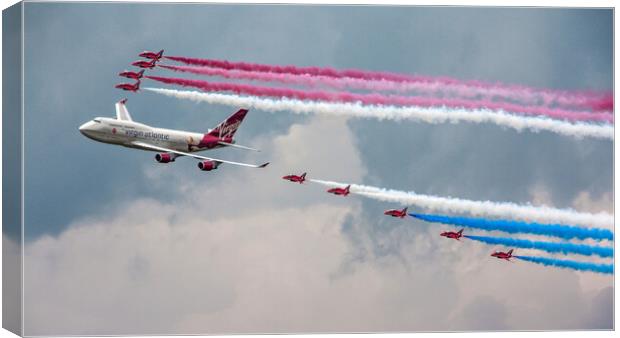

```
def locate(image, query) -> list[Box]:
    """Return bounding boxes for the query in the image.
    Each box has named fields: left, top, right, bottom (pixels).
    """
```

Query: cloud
left=449, top=296, right=509, bottom=330
left=19, top=115, right=612, bottom=335
left=3, top=238, right=22, bottom=334
left=581, top=287, right=614, bottom=330
left=528, top=183, right=556, bottom=207
left=22, top=116, right=366, bottom=335
left=572, top=191, right=613, bottom=214
left=23, top=199, right=354, bottom=335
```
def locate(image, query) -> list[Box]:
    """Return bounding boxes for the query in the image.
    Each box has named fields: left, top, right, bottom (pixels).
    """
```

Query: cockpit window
left=93, top=118, right=101, bottom=123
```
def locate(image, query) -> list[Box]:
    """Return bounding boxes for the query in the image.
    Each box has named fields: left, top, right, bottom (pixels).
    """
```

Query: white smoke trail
left=310, top=179, right=614, bottom=229
left=145, top=87, right=613, bottom=140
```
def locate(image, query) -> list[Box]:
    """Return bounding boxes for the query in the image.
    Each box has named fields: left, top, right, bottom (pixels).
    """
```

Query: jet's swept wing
left=115, top=99, right=133, bottom=121
left=132, top=141, right=269, bottom=168
left=216, top=141, right=260, bottom=152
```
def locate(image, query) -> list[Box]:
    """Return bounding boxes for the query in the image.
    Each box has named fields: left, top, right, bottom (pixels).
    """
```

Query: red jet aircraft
left=384, top=207, right=408, bottom=218
left=440, top=228, right=464, bottom=241
left=491, top=249, right=514, bottom=261
left=132, top=58, right=158, bottom=69
left=115, top=80, right=140, bottom=92
left=118, top=69, right=145, bottom=80
left=327, top=185, right=350, bottom=196
left=139, top=49, right=164, bottom=60
left=282, top=172, right=306, bottom=184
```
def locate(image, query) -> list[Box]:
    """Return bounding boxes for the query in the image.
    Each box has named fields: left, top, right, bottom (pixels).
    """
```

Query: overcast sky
left=12, top=3, right=613, bottom=334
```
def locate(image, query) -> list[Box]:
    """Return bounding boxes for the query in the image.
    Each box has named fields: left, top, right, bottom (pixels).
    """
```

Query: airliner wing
left=132, top=141, right=269, bottom=168
left=217, top=141, right=260, bottom=152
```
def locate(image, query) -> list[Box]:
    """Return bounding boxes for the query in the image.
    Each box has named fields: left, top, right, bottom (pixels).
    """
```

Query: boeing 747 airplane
left=79, top=99, right=269, bottom=172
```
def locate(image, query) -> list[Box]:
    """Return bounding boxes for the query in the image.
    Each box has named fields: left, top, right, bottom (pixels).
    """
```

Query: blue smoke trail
left=464, top=235, right=613, bottom=258
left=411, top=213, right=613, bottom=241
left=515, top=255, right=613, bottom=275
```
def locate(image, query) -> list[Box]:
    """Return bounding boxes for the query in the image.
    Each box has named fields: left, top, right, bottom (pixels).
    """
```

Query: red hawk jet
left=440, top=229, right=464, bottom=241
left=491, top=249, right=514, bottom=261
left=384, top=207, right=408, bottom=218
left=282, top=172, right=307, bottom=184
left=118, top=69, right=145, bottom=80
left=327, top=185, right=350, bottom=196
left=132, top=58, right=158, bottom=69
left=139, top=49, right=164, bottom=60
left=115, top=80, right=140, bottom=92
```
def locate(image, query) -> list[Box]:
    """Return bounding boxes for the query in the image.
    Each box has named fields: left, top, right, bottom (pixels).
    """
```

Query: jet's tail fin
left=135, top=79, right=141, bottom=90
left=345, top=185, right=351, bottom=193
left=402, top=207, right=408, bottom=213
left=507, top=249, right=513, bottom=255
left=158, top=49, right=164, bottom=58
left=138, top=70, right=145, bottom=78
left=208, top=109, right=248, bottom=139
left=458, top=229, right=464, bottom=235
left=301, top=173, right=307, bottom=179
left=115, top=98, right=133, bottom=121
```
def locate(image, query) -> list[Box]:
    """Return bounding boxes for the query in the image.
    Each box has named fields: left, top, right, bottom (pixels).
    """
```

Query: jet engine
left=155, top=153, right=175, bottom=163
left=197, top=160, right=219, bottom=171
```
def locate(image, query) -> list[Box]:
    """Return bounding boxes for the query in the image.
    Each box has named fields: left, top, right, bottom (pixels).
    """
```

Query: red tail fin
left=208, top=109, right=248, bottom=139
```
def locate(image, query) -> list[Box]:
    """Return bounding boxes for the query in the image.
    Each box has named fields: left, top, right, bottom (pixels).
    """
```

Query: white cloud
left=572, top=191, right=613, bottom=214
left=528, top=183, right=556, bottom=207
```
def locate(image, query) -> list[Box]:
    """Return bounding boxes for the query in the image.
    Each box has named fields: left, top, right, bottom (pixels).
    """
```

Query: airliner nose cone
left=79, top=121, right=94, bottom=137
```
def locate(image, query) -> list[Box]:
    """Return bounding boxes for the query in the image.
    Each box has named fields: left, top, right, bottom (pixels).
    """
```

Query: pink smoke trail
left=163, top=56, right=613, bottom=112
left=145, top=75, right=613, bottom=123
left=159, top=64, right=612, bottom=113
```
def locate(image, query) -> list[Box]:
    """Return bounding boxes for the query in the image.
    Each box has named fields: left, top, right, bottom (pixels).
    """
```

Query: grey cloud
left=582, top=287, right=614, bottom=330
left=450, top=296, right=509, bottom=331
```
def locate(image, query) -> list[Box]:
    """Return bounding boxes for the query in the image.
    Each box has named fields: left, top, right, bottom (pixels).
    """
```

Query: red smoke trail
left=145, top=75, right=613, bottom=123
left=165, top=55, right=413, bottom=82
left=163, top=56, right=613, bottom=113
left=159, top=64, right=351, bottom=89
left=159, top=64, right=613, bottom=113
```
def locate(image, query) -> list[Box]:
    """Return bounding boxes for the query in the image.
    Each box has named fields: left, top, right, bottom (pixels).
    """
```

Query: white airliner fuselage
left=79, top=117, right=205, bottom=153
left=78, top=100, right=268, bottom=171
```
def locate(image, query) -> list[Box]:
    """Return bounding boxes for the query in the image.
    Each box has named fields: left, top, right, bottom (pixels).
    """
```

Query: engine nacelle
left=197, top=160, right=219, bottom=171
left=155, top=153, right=175, bottom=163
